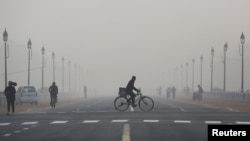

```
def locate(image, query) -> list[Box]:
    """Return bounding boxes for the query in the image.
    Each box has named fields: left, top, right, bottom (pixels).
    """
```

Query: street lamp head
left=211, top=48, right=215, bottom=56
left=27, top=38, right=32, bottom=49
left=224, top=42, right=228, bottom=52
left=200, top=55, right=203, bottom=61
left=62, top=57, right=65, bottom=62
left=41, top=46, right=45, bottom=55
left=3, top=28, right=8, bottom=42
left=240, top=32, right=245, bottom=45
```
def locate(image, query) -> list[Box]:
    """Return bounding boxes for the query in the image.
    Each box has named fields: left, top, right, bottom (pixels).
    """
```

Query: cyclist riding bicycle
left=49, top=82, right=58, bottom=107
left=126, top=76, right=139, bottom=107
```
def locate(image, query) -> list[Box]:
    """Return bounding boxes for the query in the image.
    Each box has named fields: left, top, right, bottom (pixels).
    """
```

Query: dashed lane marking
left=236, top=121, right=250, bottom=124
left=122, top=123, right=130, bottom=141
left=111, top=120, right=128, bottom=123
left=0, top=123, right=11, bottom=126
left=50, top=121, right=68, bottom=124
left=82, top=120, right=100, bottom=123
left=205, top=121, right=222, bottom=124
left=23, top=128, right=29, bottom=130
left=143, top=120, right=159, bottom=123
left=21, top=121, right=39, bottom=125
left=14, top=130, right=21, bottom=133
left=3, top=134, right=11, bottom=137
left=130, top=106, right=134, bottom=112
left=174, top=120, right=191, bottom=123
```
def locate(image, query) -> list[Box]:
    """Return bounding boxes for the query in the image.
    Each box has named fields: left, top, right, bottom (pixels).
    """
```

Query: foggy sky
left=0, top=0, right=250, bottom=94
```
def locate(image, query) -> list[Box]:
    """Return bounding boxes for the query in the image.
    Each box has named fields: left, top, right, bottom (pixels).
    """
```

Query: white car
left=16, top=86, right=38, bottom=105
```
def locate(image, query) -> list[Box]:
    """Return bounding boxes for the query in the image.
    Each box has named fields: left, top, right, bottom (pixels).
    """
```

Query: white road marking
left=26, top=108, right=33, bottom=112
left=236, top=121, right=250, bottom=124
left=130, top=106, right=134, bottom=112
left=143, top=120, right=159, bottom=123
left=21, top=121, right=39, bottom=125
left=111, top=120, right=128, bottom=123
left=122, top=123, right=130, bottom=141
left=82, top=120, right=100, bottom=123
left=3, top=134, right=11, bottom=137
left=14, top=131, right=21, bottom=133
left=50, top=121, right=68, bottom=124
left=166, top=103, right=185, bottom=112
left=205, top=121, right=222, bottom=124
left=23, top=128, right=29, bottom=130
left=227, top=107, right=239, bottom=112
left=174, top=120, right=191, bottom=123
left=0, top=123, right=11, bottom=126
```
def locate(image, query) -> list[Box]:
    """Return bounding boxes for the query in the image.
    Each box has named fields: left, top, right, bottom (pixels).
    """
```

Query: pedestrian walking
left=4, top=81, right=17, bottom=115
left=172, top=86, right=176, bottom=99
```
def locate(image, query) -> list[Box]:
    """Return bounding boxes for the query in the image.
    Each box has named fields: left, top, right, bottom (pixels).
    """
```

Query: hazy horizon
left=0, top=0, right=250, bottom=95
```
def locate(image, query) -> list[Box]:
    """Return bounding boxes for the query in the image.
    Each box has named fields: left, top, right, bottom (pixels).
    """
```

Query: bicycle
left=114, top=88, right=154, bottom=112
left=50, top=94, right=57, bottom=108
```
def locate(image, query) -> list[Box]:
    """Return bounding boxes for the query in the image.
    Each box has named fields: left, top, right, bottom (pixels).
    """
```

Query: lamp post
left=223, top=42, right=228, bottom=92
left=41, top=46, right=45, bottom=91
left=62, top=57, right=65, bottom=93
left=3, top=29, right=8, bottom=88
left=68, top=60, right=71, bottom=92
left=240, top=32, right=245, bottom=93
left=27, top=38, right=32, bottom=86
left=52, top=52, right=55, bottom=82
left=211, top=47, right=215, bottom=92
left=186, top=62, right=188, bottom=89
left=200, top=55, right=203, bottom=87
left=192, top=58, right=195, bottom=93
left=181, top=64, right=183, bottom=91
left=74, top=64, right=77, bottom=92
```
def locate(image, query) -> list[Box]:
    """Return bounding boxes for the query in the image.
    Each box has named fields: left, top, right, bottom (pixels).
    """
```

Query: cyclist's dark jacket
left=49, top=85, right=58, bottom=96
left=126, top=79, right=138, bottom=93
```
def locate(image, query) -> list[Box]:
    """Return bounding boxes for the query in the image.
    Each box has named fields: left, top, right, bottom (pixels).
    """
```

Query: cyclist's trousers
left=127, top=91, right=136, bottom=104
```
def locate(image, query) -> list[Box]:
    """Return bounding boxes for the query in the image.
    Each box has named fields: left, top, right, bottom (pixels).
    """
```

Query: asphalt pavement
left=0, top=94, right=250, bottom=141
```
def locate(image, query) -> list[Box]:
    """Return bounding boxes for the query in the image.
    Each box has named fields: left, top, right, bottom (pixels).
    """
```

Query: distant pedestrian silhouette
left=172, top=86, right=176, bottom=99
left=4, top=81, right=17, bottom=115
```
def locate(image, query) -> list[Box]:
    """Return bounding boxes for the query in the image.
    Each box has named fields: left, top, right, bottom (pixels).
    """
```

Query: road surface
left=0, top=94, right=250, bottom=141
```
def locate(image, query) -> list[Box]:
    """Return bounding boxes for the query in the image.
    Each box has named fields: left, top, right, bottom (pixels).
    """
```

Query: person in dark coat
left=126, top=76, right=139, bottom=107
left=4, top=81, right=17, bottom=115
left=49, top=82, right=58, bottom=107
left=172, top=86, right=176, bottom=99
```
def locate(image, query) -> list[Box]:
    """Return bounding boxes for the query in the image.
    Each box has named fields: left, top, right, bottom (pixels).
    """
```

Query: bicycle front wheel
left=114, top=96, right=129, bottom=112
left=139, top=96, right=154, bottom=112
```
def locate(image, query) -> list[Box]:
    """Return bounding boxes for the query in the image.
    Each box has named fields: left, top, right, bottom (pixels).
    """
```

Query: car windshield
left=22, top=87, right=36, bottom=93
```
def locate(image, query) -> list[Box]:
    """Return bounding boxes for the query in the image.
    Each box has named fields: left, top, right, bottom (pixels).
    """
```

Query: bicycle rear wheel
left=114, top=96, right=129, bottom=112
left=139, top=96, right=154, bottom=112
left=51, top=97, right=56, bottom=108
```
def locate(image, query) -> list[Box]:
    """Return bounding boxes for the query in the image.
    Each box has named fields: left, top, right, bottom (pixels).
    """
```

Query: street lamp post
left=223, top=42, right=228, bottom=92
left=211, top=48, right=215, bottom=92
left=68, top=60, right=71, bottom=92
left=52, top=52, right=55, bottom=82
left=240, top=32, right=245, bottom=93
left=3, top=29, right=8, bottom=88
left=74, top=64, right=77, bottom=92
left=192, top=58, right=195, bottom=93
left=186, top=62, right=188, bottom=89
left=62, top=57, right=65, bottom=93
left=181, top=64, right=183, bottom=91
left=27, top=38, right=32, bottom=86
left=41, top=46, right=45, bottom=92
left=200, top=55, right=203, bottom=87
